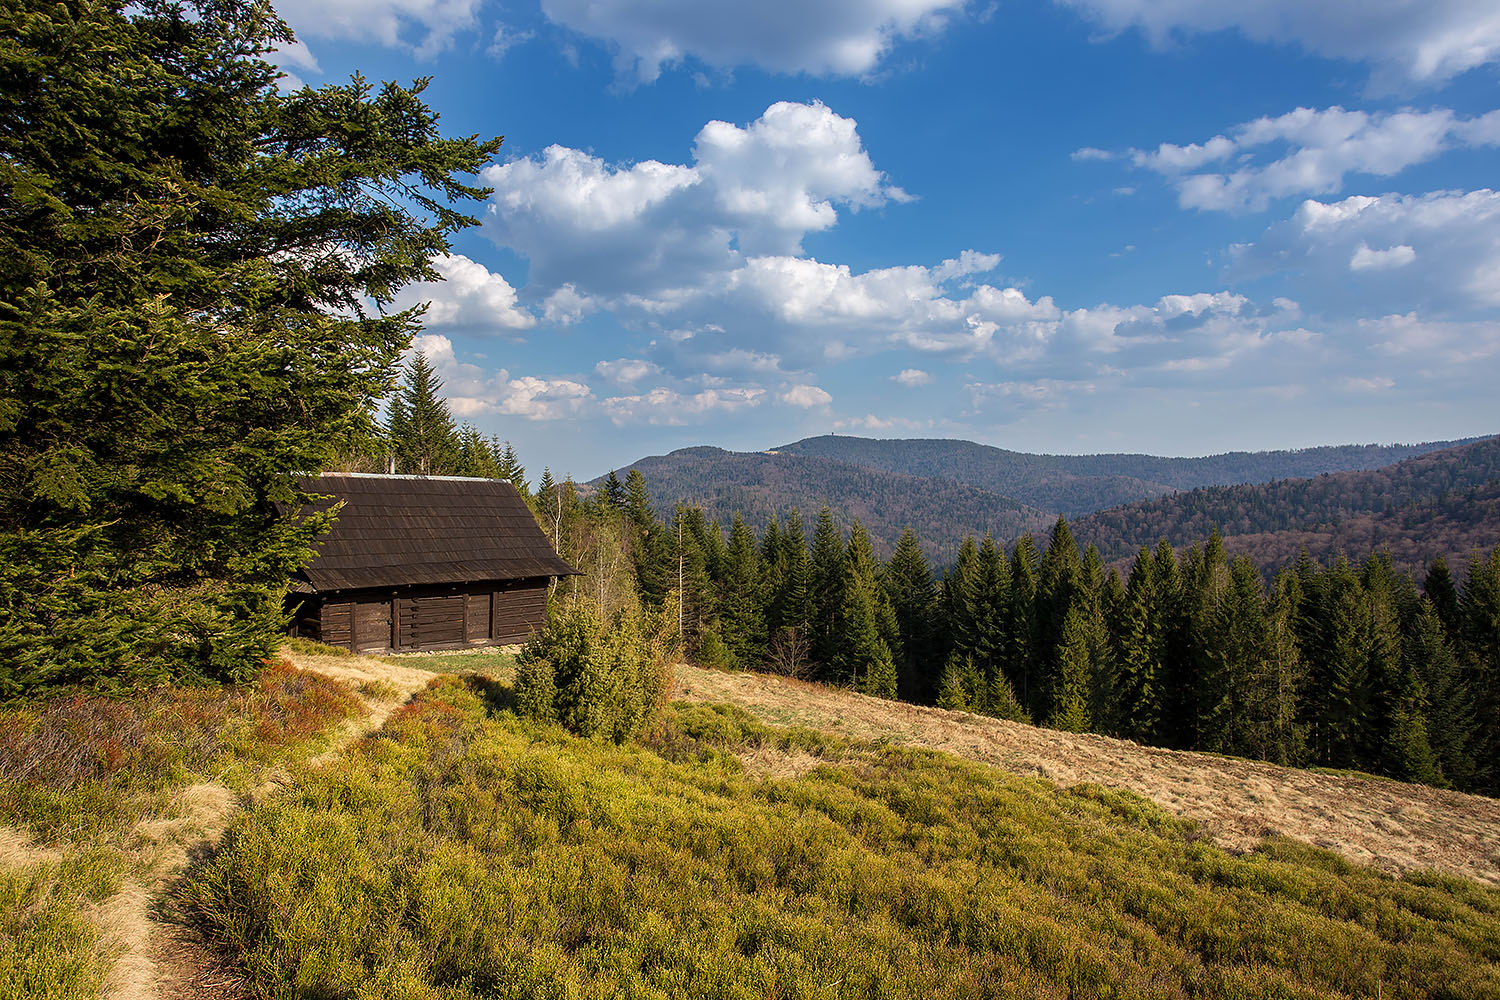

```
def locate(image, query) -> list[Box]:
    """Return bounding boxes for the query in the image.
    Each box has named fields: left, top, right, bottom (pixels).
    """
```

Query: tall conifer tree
left=1459, top=548, right=1500, bottom=791
left=774, top=510, right=813, bottom=634
left=1049, top=607, right=1093, bottom=733
left=0, top=0, right=502, bottom=689
left=884, top=529, right=939, bottom=703
left=1116, top=548, right=1165, bottom=742
left=719, top=515, right=767, bottom=667
left=387, top=352, right=460, bottom=476
left=1008, top=534, right=1043, bottom=716
left=809, top=507, right=845, bottom=675
left=1405, top=603, right=1476, bottom=788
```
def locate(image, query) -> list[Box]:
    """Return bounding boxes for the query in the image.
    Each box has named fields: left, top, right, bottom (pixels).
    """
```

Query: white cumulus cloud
left=482, top=101, right=901, bottom=295
left=595, top=358, right=661, bottom=385
left=601, top=386, right=765, bottom=425
left=1230, top=189, right=1500, bottom=313
left=893, top=368, right=934, bottom=386
left=1123, top=106, right=1500, bottom=212
left=389, top=253, right=536, bottom=333
left=282, top=0, right=483, bottom=59
left=1056, top=0, right=1500, bottom=88
left=693, top=101, right=908, bottom=254
left=779, top=384, right=834, bottom=408
left=538, top=0, right=968, bottom=82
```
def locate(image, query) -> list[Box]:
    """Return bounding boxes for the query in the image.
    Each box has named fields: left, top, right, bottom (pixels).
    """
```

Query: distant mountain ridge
left=599, top=446, right=1053, bottom=563
left=775, top=434, right=1486, bottom=517
left=1069, top=435, right=1500, bottom=577
left=596, top=432, right=1492, bottom=567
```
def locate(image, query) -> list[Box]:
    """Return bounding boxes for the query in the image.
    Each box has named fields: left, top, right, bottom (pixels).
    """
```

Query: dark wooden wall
left=292, top=579, right=550, bottom=652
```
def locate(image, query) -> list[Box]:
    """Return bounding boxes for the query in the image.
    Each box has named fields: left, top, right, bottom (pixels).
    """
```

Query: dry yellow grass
left=674, top=663, right=1500, bottom=885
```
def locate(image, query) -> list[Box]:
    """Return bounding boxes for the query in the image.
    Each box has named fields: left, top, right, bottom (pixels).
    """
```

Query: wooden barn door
left=352, top=598, right=393, bottom=653
left=401, top=592, right=466, bottom=650
left=465, top=592, right=492, bottom=642
left=492, top=582, right=548, bottom=644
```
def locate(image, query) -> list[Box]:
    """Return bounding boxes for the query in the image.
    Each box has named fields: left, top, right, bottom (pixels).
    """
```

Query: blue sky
left=276, top=0, right=1500, bottom=482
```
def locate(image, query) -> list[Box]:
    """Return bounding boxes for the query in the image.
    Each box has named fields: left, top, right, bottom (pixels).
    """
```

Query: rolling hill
left=1070, top=435, right=1500, bottom=576
left=775, top=433, right=1485, bottom=516
left=598, top=445, right=1053, bottom=562
left=596, top=432, right=1491, bottom=564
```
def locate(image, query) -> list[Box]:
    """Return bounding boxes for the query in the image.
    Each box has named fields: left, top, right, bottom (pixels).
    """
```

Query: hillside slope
left=602, top=446, right=1053, bottom=561
left=673, top=663, right=1500, bottom=885
left=776, top=433, right=1483, bottom=516
left=1071, top=435, right=1500, bottom=573
left=177, top=651, right=1500, bottom=999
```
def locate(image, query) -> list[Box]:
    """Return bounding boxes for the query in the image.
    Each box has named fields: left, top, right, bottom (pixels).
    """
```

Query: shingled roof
left=290, top=473, right=579, bottom=592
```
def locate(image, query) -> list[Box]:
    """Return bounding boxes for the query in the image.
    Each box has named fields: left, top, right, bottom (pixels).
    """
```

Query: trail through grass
left=0, top=661, right=367, bottom=999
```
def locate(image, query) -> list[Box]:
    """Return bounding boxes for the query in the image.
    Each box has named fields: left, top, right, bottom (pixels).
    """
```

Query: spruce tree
left=1302, top=560, right=1372, bottom=769
left=809, top=507, right=845, bottom=675
left=986, top=671, right=1030, bottom=723
left=945, top=537, right=982, bottom=665
left=973, top=535, right=1012, bottom=711
left=719, top=515, right=767, bottom=667
left=1423, top=555, right=1461, bottom=638
left=1459, top=548, right=1500, bottom=791
left=1049, top=607, right=1093, bottom=733
left=773, top=510, right=813, bottom=634
left=497, top=442, right=529, bottom=498
left=936, top=656, right=972, bottom=712
left=453, top=426, right=501, bottom=479
left=1405, top=603, right=1476, bottom=789
left=759, top=517, right=786, bottom=630
left=1008, top=534, right=1042, bottom=716
left=1036, top=516, right=1082, bottom=723
left=669, top=507, right=718, bottom=649
left=832, top=560, right=898, bottom=698
left=388, top=351, right=461, bottom=476
left=602, top=471, right=627, bottom=509
left=1379, top=645, right=1443, bottom=786
left=0, top=0, right=501, bottom=691
left=1079, top=546, right=1118, bottom=733
left=1364, top=554, right=1413, bottom=772
left=1151, top=539, right=1191, bottom=748
left=1116, top=548, right=1165, bottom=743
left=1262, top=571, right=1308, bottom=766
left=1202, top=557, right=1269, bottom=757
left=884, top=529, right=939, bottom=703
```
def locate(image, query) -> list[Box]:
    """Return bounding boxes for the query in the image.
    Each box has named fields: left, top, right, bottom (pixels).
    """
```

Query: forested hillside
left=598, top=434, right=1486, bottom=561
left=596, top=446, right=1053, bottom=562
left=1073, top=435, right=1500, bottom=572
left=777, top=434, right=1481, bottom=515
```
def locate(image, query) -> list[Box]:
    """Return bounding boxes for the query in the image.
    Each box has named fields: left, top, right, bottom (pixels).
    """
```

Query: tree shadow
left=463, top=673, right=516, bottom=716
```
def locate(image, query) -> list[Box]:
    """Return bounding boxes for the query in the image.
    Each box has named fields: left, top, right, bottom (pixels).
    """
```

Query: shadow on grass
left=463, top=674, right=516, bottom=717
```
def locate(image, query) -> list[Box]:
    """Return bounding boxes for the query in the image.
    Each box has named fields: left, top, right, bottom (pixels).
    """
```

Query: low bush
left=0, top=849, right=124, bottom=1000
left=0, top=662, right=360, bottom=839
left=186, top=681, right=1500, bottom=999
left=514, top=601, right=674, bottom=742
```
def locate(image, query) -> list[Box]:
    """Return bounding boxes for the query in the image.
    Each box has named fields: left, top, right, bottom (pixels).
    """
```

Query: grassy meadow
left=0, top=662, right=362, bottom=999
left=183, top=674, right=1500, bottom=1000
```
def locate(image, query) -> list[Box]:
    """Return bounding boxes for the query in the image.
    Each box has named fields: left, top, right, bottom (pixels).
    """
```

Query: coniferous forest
left=556, top=480, right=1500, bottom=798
left=364, top=357, right=1500, bottom=798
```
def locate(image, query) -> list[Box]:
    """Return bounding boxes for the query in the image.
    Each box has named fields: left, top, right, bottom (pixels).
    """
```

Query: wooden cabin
left=286, top=474, right=579, bottom=653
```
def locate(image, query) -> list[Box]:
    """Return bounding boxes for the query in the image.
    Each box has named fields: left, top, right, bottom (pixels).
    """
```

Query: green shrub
left=514, top=602, right=672, bottom=742
left=694, top=626, right=734, bottom=669
left=0, top=662, right=360, bottom=839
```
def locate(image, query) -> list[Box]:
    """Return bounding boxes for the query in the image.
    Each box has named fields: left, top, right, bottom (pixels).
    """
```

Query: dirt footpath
left=674, top=664, right=1500, bottom=885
